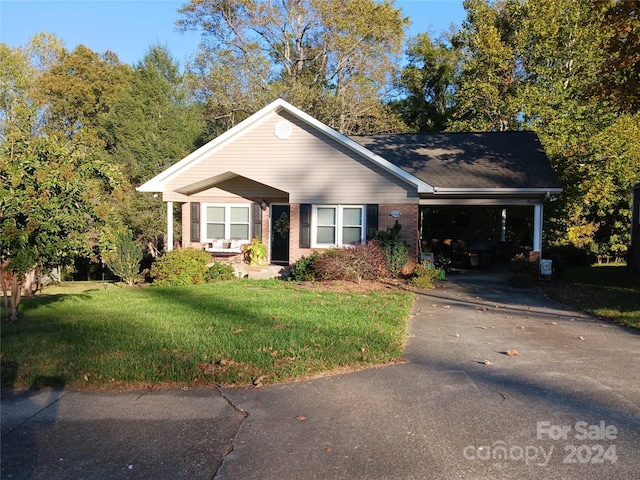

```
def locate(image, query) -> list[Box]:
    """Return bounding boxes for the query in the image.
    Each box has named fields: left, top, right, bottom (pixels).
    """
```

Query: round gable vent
left=274, top=120, right=292, bottom=139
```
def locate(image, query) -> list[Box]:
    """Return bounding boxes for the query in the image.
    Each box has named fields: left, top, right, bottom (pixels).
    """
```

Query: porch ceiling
left=175, top=171, right=289, bottom=198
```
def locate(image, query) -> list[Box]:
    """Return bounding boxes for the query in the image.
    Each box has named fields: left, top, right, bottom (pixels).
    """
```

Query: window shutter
left=190, top=202, right=200, bottom=242
left=366, top=204, right=378, bottom=240
left=299, top=204, right=311, bottom=248
left=252, top=203, right=262, bottom=240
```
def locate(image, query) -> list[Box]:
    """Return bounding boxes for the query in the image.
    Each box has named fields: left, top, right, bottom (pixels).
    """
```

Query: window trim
left=202, top=203, right=252, bottom=241
left=311, top=205, right=365, bottom=248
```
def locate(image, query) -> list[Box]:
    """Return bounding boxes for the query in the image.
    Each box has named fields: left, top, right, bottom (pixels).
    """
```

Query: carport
left=354, top=131, right=563, bottom=265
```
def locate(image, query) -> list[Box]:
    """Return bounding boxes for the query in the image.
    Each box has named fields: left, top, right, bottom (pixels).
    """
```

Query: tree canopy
left=1, top=0, right=639, bottom=306
left=395, top=0, right=639, bottom=258
left=177, top=0, right=409, bottom=134
left=0, top=135, right=122, bottom=321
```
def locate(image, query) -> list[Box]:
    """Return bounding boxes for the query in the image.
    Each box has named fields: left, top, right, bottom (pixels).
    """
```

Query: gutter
left=430, top=187, right=563, bottom=195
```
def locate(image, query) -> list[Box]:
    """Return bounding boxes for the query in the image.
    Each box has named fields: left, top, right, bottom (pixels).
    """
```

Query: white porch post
left=533, top=204, right=543, bottom=254
left=500, top=208, right=507, bottom=242
left=167, top=201, right=174, bottom=251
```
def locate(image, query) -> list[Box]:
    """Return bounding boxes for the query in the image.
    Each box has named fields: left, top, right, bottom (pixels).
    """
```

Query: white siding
left=164, top=111, right=416, bottom=204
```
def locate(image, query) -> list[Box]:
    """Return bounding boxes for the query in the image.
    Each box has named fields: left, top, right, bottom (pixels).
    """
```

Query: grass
left=541, top=264, right=640, bottom=329
left=1, top=280, right=413, bottom=390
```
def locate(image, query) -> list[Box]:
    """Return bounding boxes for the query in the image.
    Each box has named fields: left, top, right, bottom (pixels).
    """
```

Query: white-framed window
left=312, top=205, right=365, bottom=247
left=203, top=203, right=251, bottom=241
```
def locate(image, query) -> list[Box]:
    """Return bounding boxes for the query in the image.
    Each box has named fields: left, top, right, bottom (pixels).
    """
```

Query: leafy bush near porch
left=375, top=221, right=409, bottom=278
left=206, top=262, right=236, bottom=282
left=290, top=252, right=321, bottom=281
left=150, top=248, right=211, bottom=286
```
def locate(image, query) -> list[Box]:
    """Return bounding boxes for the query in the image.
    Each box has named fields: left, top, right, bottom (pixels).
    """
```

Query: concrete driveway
left=2, top=273, right=639, bottom=479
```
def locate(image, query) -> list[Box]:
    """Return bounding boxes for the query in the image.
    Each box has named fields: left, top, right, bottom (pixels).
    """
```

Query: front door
left=270, top=204, right=290, bottom=264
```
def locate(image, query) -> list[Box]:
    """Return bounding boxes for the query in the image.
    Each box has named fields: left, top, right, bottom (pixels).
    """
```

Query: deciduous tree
left=177, top=0, right=409, bottom=134
left=0, top=136, right=121, bottom=322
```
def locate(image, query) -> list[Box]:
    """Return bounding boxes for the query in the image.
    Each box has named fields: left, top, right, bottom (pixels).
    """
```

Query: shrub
left=150, top=248, right=211, bottom=286
left=510, top=253, right=536, bottom=275
left=243, top=237, right=268, bottom=266
left=311, top=242, right=388, bottom=283
left=101, top=230, right=143, bottom=286
left=206, top=262, right=236, bottom=282
left=375, top=221, right=409, bottom=278
left=410, top=263, right=443, bottom=289
left=290, top=252, right=321, bottom=281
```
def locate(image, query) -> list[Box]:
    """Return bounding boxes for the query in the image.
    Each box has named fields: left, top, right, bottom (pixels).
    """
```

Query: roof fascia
left=430, top=187, right=563, bottom=195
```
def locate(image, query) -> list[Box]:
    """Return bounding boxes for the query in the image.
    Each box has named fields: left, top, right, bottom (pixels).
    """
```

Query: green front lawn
left=541, top=264, right=640, bottom=329
left=1, top=280, right=413, bottom=390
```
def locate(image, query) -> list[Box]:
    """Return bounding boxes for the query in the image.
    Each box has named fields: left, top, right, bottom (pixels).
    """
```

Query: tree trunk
left=9, top=273, right=22, bottom=323
left=0, top=262, right=10, bottom=323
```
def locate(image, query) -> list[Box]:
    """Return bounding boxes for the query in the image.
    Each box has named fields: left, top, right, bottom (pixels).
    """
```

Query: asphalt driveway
left=2, top=272, right=639, bottom=479
left=217, top=274, right=640, bottom=479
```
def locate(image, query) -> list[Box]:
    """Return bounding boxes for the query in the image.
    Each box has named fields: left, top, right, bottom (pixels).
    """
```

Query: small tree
left=375, top=221, right=409, bottom=278
left=1, top=136, right=121, bottom=322
left=102, top=230, right=143, bottom=286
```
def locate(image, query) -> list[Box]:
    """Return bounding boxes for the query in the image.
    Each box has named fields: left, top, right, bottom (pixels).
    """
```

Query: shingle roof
left=351, top=132, right=562, bottom=190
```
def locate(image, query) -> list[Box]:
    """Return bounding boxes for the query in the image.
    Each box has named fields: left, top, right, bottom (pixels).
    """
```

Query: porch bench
left=204, top=240, right=247, bottom=256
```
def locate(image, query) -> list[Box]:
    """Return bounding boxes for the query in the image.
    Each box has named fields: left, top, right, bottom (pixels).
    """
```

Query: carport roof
left=351, top=131, right=562, bottom=191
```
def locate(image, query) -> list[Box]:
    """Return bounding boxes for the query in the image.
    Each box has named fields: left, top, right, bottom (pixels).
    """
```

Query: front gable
left=138, top=99, right=429, bottom=204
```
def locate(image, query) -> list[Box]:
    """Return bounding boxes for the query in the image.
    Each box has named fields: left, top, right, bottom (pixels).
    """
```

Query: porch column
left=499, top=208, right=507, bottom=242
left=167, top=201, right=174, bottom=251
left=533, top=203, right=543, bottom=254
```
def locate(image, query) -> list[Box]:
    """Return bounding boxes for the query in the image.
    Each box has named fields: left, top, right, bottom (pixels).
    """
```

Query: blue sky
left=1, top=0, right=466, bottom=67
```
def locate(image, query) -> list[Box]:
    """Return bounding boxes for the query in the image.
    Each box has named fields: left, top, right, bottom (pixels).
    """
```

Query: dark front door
left=270, top=204, right=290, bottom=264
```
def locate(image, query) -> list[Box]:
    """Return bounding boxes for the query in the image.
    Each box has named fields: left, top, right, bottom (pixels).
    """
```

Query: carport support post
left=167, top=201, right=174, bottom=251
left=533, top=203, right=543, bottom=256
left=500, top=208, right=507, bottom=242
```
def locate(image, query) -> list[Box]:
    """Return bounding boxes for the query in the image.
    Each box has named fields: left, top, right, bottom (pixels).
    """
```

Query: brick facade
left=287, top=203, right=419, bottom=270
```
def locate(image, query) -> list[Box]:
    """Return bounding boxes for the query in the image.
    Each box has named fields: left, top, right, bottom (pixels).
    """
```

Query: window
left=204, top=204, right=251, bottom=241
left=312, top=205, right=365, bottom=247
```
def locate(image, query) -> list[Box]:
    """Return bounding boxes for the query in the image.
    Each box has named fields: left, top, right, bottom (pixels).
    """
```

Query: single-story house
left=137, top=99, right=562, bottom=268
left=631, top=183, right=640, bottom=273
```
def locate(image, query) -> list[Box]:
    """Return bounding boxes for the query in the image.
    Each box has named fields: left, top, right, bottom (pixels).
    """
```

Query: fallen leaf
left=482, top=360, right=493, bottom=366
left=506, top=350, right=519, bottom=356
left=296, top=415, right=306, bottom=421
left=442, top=305, right=450, bottom=309
left=578, top=336, right=585, bottom=340
left=455, top=333, right=460, bottom=338
left=431, top=304, right=438, bottom=308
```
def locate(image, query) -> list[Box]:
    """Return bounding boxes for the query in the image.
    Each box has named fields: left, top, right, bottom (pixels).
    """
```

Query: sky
left=1, top=0, right=466, bottom=67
